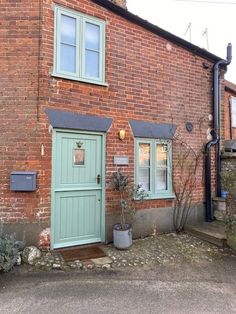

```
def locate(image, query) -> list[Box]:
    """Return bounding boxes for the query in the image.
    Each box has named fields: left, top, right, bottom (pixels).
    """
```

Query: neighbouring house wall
left=223, top=81, right=236, bottom=141
left=1, top=0, right=215, bottom=244
left=221, top=155, right=236, bottom=173
left=224, top=89, right=232, bottom=140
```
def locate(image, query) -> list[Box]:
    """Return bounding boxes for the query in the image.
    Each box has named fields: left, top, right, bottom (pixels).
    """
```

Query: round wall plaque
left=186, top=122, right=193, bottom=133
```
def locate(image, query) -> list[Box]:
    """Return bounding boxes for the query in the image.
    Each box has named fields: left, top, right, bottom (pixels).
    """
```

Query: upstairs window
left=135, top=139, right=173, bottom=199
left=231, top=97, right=236, bottom=128
left=53, top=6, right=106, bottom=85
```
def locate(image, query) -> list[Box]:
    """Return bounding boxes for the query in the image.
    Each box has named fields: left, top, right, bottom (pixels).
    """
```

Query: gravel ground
left=1, top=234, right=236, bottom=314
left=104, top=233, right=236, bottom=268
left=21, top=232, right=236, bottom=271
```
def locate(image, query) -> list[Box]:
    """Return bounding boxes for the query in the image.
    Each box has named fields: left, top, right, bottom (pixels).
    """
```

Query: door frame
left=50, top=128, right=106, bottom=250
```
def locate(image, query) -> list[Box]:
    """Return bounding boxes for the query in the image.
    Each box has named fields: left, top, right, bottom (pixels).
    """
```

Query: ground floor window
left=135, top=139, right=173, bottom=199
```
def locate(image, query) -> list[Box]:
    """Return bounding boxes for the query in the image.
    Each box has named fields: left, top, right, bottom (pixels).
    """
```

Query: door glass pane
left=156, top=144, right=167, bottom=166
left=139, top=143, right=150, bottom=167
left=138, top=168, right=150, bottom=191
left=60, top=43, right=76, bottom=73
left=85, top=22, right=100, bottom=51
left=156, top=169, right=167, bottom=191
left=85, top=50, right=99, bottom=78
left=61, top=15, right=76, bottom=45
left=73, top=149, right=85, bottom=166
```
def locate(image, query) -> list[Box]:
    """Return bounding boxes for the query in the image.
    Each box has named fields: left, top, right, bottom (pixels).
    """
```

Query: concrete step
left=214, top=210, right=226, bottom=222
left=213, top=197, right=226, bottom=211
left=185, top=221, right=227, bottom=247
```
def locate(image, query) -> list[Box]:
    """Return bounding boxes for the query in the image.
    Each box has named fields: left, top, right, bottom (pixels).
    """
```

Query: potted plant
left=110, top=170, right=147, bottom=249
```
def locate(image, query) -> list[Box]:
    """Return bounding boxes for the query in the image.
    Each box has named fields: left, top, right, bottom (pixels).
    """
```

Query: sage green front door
left=52, top=131, right=104, bottom=249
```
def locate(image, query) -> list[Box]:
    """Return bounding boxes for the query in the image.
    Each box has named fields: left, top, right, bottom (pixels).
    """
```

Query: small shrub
left=221, top=171, right=236, bottom=219
left=221, top=171, right=236, bottom=250
left=110, top=170, right=148, bottom=229
left=0, top=233, right=25, bottom=273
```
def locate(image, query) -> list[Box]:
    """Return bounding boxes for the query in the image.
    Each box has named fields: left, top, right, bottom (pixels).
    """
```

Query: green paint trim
left=50, top=130, right=57, bottom=250
left=54, top=187, right=102, bottom=192
left=53, top=238, right=102, bottom=249
left=50, top=128, right=106, bottom=249
left=134, top=138, right=174, bottom=200
left=51, top=73, right=109, bottom=87
left=53, top=5, right=106, bottom=86
left=52, top=128, right=106, bottom=136
left=101, top=134, right=106, bottom=243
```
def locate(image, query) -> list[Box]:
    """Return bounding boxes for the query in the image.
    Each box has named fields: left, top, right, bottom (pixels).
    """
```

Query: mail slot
left=10, top=171, right=37, bottom=191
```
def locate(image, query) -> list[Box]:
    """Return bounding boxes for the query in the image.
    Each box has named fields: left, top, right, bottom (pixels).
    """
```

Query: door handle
left=97, top=174, right=101, bottom=184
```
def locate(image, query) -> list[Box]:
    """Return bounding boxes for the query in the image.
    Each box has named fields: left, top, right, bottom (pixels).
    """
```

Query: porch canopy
left=45, top=108, right=112, bottom=132
left=129, top=119, right=176, bottom=139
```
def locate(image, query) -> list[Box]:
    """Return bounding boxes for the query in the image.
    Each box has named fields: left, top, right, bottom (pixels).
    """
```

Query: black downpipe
left=205, top=43, right=232, bottom=222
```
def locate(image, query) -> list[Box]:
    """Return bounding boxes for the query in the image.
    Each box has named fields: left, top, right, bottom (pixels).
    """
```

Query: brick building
left=0, top=0, right=226, bottom=248
left=223, top=80, right=236, bottom=144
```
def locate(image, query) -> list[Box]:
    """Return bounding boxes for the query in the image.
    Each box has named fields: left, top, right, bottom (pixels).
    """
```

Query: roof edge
left=224, top=80, right=236, bottom=95
left=92, top=0, right=221, bottom=62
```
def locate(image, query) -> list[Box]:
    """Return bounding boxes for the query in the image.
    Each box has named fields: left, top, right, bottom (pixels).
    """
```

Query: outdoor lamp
left=119, top=129, right=126, bottom=141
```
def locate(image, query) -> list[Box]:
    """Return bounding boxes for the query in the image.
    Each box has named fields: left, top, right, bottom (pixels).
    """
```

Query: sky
left=127, top=0, right=235, bottom=83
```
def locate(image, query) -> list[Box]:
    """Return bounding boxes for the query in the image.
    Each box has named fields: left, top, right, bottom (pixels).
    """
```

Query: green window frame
left=135, top=139, right=174, bottom=199
left=53, top=5, right=106, bottom=86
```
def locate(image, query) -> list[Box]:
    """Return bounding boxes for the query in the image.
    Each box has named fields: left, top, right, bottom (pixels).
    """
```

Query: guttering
left=225, top=85, right=236, bottom=95
left=205, top=43, right=232, bottom=222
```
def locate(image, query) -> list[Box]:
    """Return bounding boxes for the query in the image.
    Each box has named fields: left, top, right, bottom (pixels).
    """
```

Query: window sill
left=51, top=72, right=109, bottom=87
left=135, top=194, right=176, bottom=201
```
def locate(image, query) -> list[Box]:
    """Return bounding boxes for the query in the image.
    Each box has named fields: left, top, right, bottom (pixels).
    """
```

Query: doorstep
left=185, top=221, right=227, bottom=247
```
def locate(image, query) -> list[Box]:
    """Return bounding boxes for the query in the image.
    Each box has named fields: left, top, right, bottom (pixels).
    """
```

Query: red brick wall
left=0, top=0, right=214, bottom=224
left=224, top=90, right=232, bottom=140
left=0, top=0, right=42, bottom=222
left=223, top=86, right=236, bottom=141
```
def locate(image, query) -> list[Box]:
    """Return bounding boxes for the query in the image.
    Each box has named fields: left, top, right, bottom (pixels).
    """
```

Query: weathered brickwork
left=0, top=0, right=41, bottom=223
left=1, top=0, right=215, bottom=234
left=223, top=80, right=236, bottom=140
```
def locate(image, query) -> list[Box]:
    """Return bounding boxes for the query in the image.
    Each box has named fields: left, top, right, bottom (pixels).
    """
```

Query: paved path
left=1, top=257, right=236, bottom=314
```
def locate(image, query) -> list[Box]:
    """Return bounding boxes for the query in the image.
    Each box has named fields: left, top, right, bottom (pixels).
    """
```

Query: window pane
left=138, top=168, right=150, bottom=191
left=156, top=144, right=167, bottom=166
left=232, top=98, right=236, bottom=127
left=156, top=169, right=167, bottom=191
left=139, top=144, right=150, bottom=167
left=60, top=44, right=76, bottom=73
left=85, top=22, right=100, bottom=51
left=232, top=97, right=236, bottom=108
left=85, top=50, right=99, bottom=78
left=232, top=114, right=236, bottom=127
left=61, top=15, right=76, bottom=45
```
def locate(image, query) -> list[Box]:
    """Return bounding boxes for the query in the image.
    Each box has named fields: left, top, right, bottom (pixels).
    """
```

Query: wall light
left=119, top=129, right=126, bottom=141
